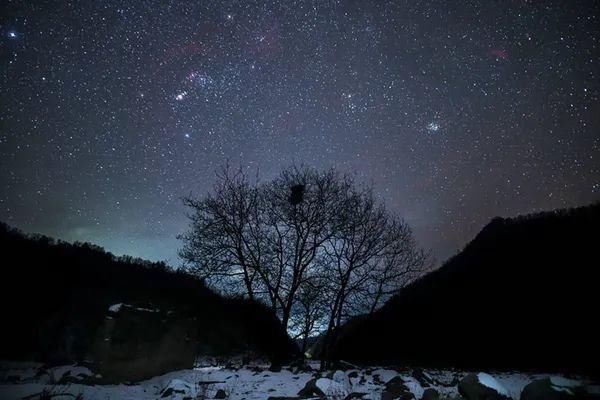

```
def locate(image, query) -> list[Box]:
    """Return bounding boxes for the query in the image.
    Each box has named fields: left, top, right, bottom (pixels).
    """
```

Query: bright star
left=8, top=31, right=17, bottom=39
left=184, top=133, right=191, bottom=138
left=175, top=91, right=188, bottom=101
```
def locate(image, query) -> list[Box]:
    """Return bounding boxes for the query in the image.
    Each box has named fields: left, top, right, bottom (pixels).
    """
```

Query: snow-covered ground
left=0, top=360, right=589, bottom=400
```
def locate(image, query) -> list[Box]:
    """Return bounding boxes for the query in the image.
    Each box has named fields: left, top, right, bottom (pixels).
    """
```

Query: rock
left=413, top=368, right=436, bottom=388
left=331, top=370, right=352, bottom=392
left=269, top=362, right=283, bottom=372
left=268, top=398, right=300, bottom=400
left=373, top=374, right=383, bottom=385
left=92, top=304, right=197, bottom=382
left=289, top=358, right=312, bottom=373
left=298, top=378, right=326, bottom=398
left=313, top=376, right=351, bottom=398
left=458, top=373, right=510, bottom=400
left=160, top=379, right=194, bottom=399
left=520, top=378, right=580, bottom=400
left=344, top=393, right=367, bottom=400
left=421, top=388, right=440, bottom=400
left=381, top=376, right=415, bottom=400
left=214, top=389, right=227, bottom=399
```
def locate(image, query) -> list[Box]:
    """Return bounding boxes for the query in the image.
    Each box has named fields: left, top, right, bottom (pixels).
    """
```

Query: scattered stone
left=298, top=378, right=326, bottom=398
left=331, top=370, right=351, bottom=391
left=458, top=373, right=510, bottom=400
left=373, top=374, right=383, bottom=385
left=289, top=358, right=313, bottom=373
left=520, top=378, right=580, bottom=400
left=344, top=393, right=367, bottom=400
left=421, top=388, right=440, bottom=400
left=267, top=397, right=300, bottom=400
left=269, top=362, right=282, bottom=372
left=159, top=379, right=193, bottom=399
left=381, top=376, right=415, bottom=400
left=413, top=368, right=436, bottom=387
left=267, top=398, right=300, bottom=400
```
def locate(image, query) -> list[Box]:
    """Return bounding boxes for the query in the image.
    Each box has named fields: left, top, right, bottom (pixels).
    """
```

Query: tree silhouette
left=179, top=165, right=429, bottom=359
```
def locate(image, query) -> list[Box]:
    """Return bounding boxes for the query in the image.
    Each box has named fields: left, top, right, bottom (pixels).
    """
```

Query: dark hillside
left=0, top=223, right=296, bottom=374
left=331, top=203, right=600, bottom=376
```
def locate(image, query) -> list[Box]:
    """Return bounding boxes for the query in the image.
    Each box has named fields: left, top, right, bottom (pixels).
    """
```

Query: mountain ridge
left=331, top=202, right=600, bottom=376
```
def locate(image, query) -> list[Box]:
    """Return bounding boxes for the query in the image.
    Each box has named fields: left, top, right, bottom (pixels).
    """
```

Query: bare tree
left=318, top=187, right=429, bottom=367
left=178, top=166, right=263, bottom=299
left=257, top=167, right=351, bottom=329
left=287, top=276, right=328, bottom=355
left=179, top=165, right=428, bottom=354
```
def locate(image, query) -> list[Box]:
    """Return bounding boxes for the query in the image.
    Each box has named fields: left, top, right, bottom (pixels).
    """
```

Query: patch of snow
left=477, top=372, right=509, bottom=396
left=0, top=363, right=590, bottom=400
left=133, top=306, right=160, bottom=313
left=160, top=378, right=195, bottom=400
left=493, top=372, right=542, bottom=398
left=375, top=369, right=398, bottom=384
left=316, top=377, right=350, bottom=397
left=49, top=365, right=93, bottom=382
left=402, top=376, right=425, bottom=399
left=108, top=303, right=160, bottom=313
left=550, top=376, right=581, bottom=388
left=332, top=370, right=351, bottom=390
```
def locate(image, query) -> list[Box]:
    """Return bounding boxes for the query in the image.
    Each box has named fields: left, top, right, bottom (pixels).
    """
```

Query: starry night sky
left=1, top=0, right=599, bottom=264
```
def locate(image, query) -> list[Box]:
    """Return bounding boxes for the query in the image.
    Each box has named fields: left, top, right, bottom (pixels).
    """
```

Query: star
left=0, top=0, right=597, bottom=266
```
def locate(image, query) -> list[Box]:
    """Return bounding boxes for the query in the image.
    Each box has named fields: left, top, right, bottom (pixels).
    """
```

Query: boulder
left=381, top=376, right=415, bottom=400
left=298, top=378, right=326, bottom=398
left=413, top=368, right=436, bottom=388
left=269, top=362, right=283, bottom=372
left=520, top=378, right=580, bottom=400
left=421, top=388, right=440, bottom=400
left=289, top=358, right=313, bottom=373
left=159, top=379, right=195, bottom=399
left=92, top=304, right=197, bottom=382
left=214, top=389, right=228, bottom=399
left=310, top=375, right=352, bottom=398
left=330, top=370, right=352, bottom=393
left=458, top=373, right=510, bottom=400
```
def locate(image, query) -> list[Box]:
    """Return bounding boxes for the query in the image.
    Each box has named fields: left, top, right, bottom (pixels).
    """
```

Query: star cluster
left=1, top=0, right=599, bottom=263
